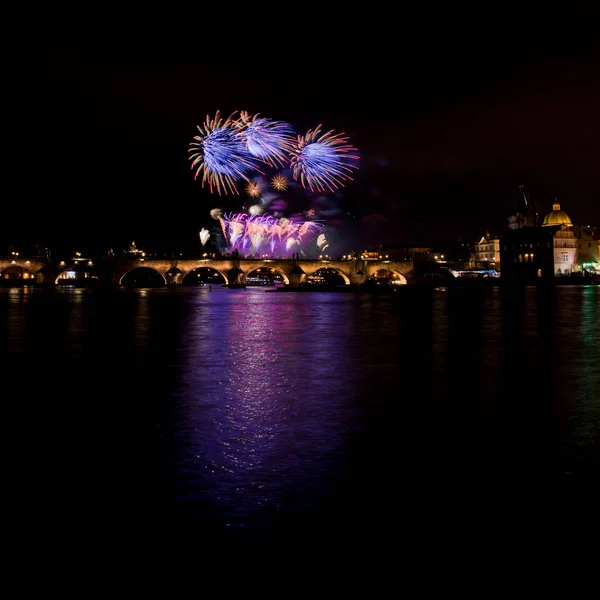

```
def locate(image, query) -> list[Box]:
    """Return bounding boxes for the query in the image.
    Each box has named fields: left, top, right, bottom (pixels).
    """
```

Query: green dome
left=542, top=203, right=572, bottom=227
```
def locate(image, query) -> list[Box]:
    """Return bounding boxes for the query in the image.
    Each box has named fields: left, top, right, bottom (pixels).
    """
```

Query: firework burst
left=189, top=110, right=263, bottom=195
left=234, top=111, right=296, bottom=168
left=245, top=179, right=262, bottom=197
left=271, top=172, right=289, bottom=191
left=289, top=125, right=359, bottom=193
left=220, top=212, right=325, bottom=258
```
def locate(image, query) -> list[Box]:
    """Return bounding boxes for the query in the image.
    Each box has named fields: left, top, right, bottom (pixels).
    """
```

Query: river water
left=1, top=284, right=598, bottom=559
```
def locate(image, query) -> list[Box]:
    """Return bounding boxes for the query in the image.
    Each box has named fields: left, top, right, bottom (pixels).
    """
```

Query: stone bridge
left=0, top=256, right=415, bottom=286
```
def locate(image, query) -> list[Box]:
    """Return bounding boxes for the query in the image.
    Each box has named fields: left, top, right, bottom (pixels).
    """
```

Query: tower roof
left=542, top=203, right=572, bottom=227
left=507, top=185, right=538, bottom=229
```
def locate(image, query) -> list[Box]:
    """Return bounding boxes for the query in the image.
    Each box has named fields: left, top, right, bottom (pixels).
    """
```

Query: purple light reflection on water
left=164, top=290, right=364, bottom=532
left=3, top=286, right=598, bottom=553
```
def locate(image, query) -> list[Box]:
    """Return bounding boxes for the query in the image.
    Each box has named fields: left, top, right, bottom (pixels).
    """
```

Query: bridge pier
left=39, top=270, right=60, bottom=285
left=287, top=271, right=306, bottom=287
left=227, top=266, right=244, bottom=286
left=165, top=267, right=183, bottom=287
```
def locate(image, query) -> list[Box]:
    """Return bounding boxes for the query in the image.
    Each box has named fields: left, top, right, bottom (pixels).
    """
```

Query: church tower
left=507, top=185, right=539, bottom=229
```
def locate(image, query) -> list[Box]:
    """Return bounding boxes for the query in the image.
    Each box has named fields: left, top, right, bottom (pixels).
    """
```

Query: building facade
left=500, top=227, right=555, bottom=282
left=474, top=233, right=501, bottom=266
left=572, top=225, right=600, bottom=271
left=502, top=195, right=598, bottom=281
left=541, top=203, right=578, bottom=275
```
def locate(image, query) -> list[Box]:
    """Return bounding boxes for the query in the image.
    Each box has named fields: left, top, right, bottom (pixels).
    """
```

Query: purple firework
left=220, top=212, right=324, bottom=258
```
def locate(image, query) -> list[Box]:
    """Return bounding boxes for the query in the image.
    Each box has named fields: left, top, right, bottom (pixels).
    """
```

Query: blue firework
left=189, top=111, right=262, bottom=195
left=235, top=111, right=296, bottom=168
left=289, top=125, right=360, bottom=193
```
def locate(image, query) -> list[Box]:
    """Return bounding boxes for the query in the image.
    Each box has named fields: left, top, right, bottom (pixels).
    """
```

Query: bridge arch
left=119, top=266, right=167, bottom=286
left=306, top=267, right=350, bottom=286
left=300, top=264, right=350, bottom=285
left=182, top=267, right=227, bottom=286
left=242, top=265, right=289, bottom=285
left=368, top=268, right=407, bottom=285
left=0, top=264, right=36, bottom=282
left=54, top=262, right=97, bottom=285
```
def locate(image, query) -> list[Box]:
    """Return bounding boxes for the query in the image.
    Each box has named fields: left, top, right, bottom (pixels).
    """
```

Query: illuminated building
left=501, top=189, right=552, bottom=282
left=474, top=232, right=501, bottom=266
left=541, top=202, right=578, bottom=275
left=360, top=251, right=383, bottom=260
left=572, top=225, right=600, bottom=273
left=502, top=196, right=596, bottom=281
left=124, top=241, right=146, bottom=258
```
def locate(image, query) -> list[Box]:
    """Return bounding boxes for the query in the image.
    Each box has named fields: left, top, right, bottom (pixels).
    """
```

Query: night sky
left=5, top=11, right=599, bottom=256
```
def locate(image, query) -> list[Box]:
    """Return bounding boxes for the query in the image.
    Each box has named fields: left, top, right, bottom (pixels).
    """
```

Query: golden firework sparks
left=245, top=180, right=262, bottom=197
left=271, top=173, right=289, bottom=191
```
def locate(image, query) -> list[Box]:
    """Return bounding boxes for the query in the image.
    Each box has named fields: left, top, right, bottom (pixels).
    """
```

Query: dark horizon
left=3, top=13, right=599, bottom=257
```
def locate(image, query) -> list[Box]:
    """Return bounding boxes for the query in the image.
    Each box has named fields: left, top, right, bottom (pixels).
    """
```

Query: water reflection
left=0, top=285, right=598, bottom=546
left=552, top=287, right=600, bottom=474
left=165, top=292, right=362, bottom=532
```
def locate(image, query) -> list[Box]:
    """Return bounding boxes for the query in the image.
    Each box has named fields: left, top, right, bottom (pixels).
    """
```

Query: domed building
left=541, top=202, right=578, bottom=275
left=542, top=203, right=573, bottom=227
left=500, top=188, right=592, bottom=282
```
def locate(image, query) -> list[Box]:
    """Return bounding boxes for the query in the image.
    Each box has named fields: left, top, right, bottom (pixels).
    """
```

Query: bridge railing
left=0, top=255, right=49, bottom=260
